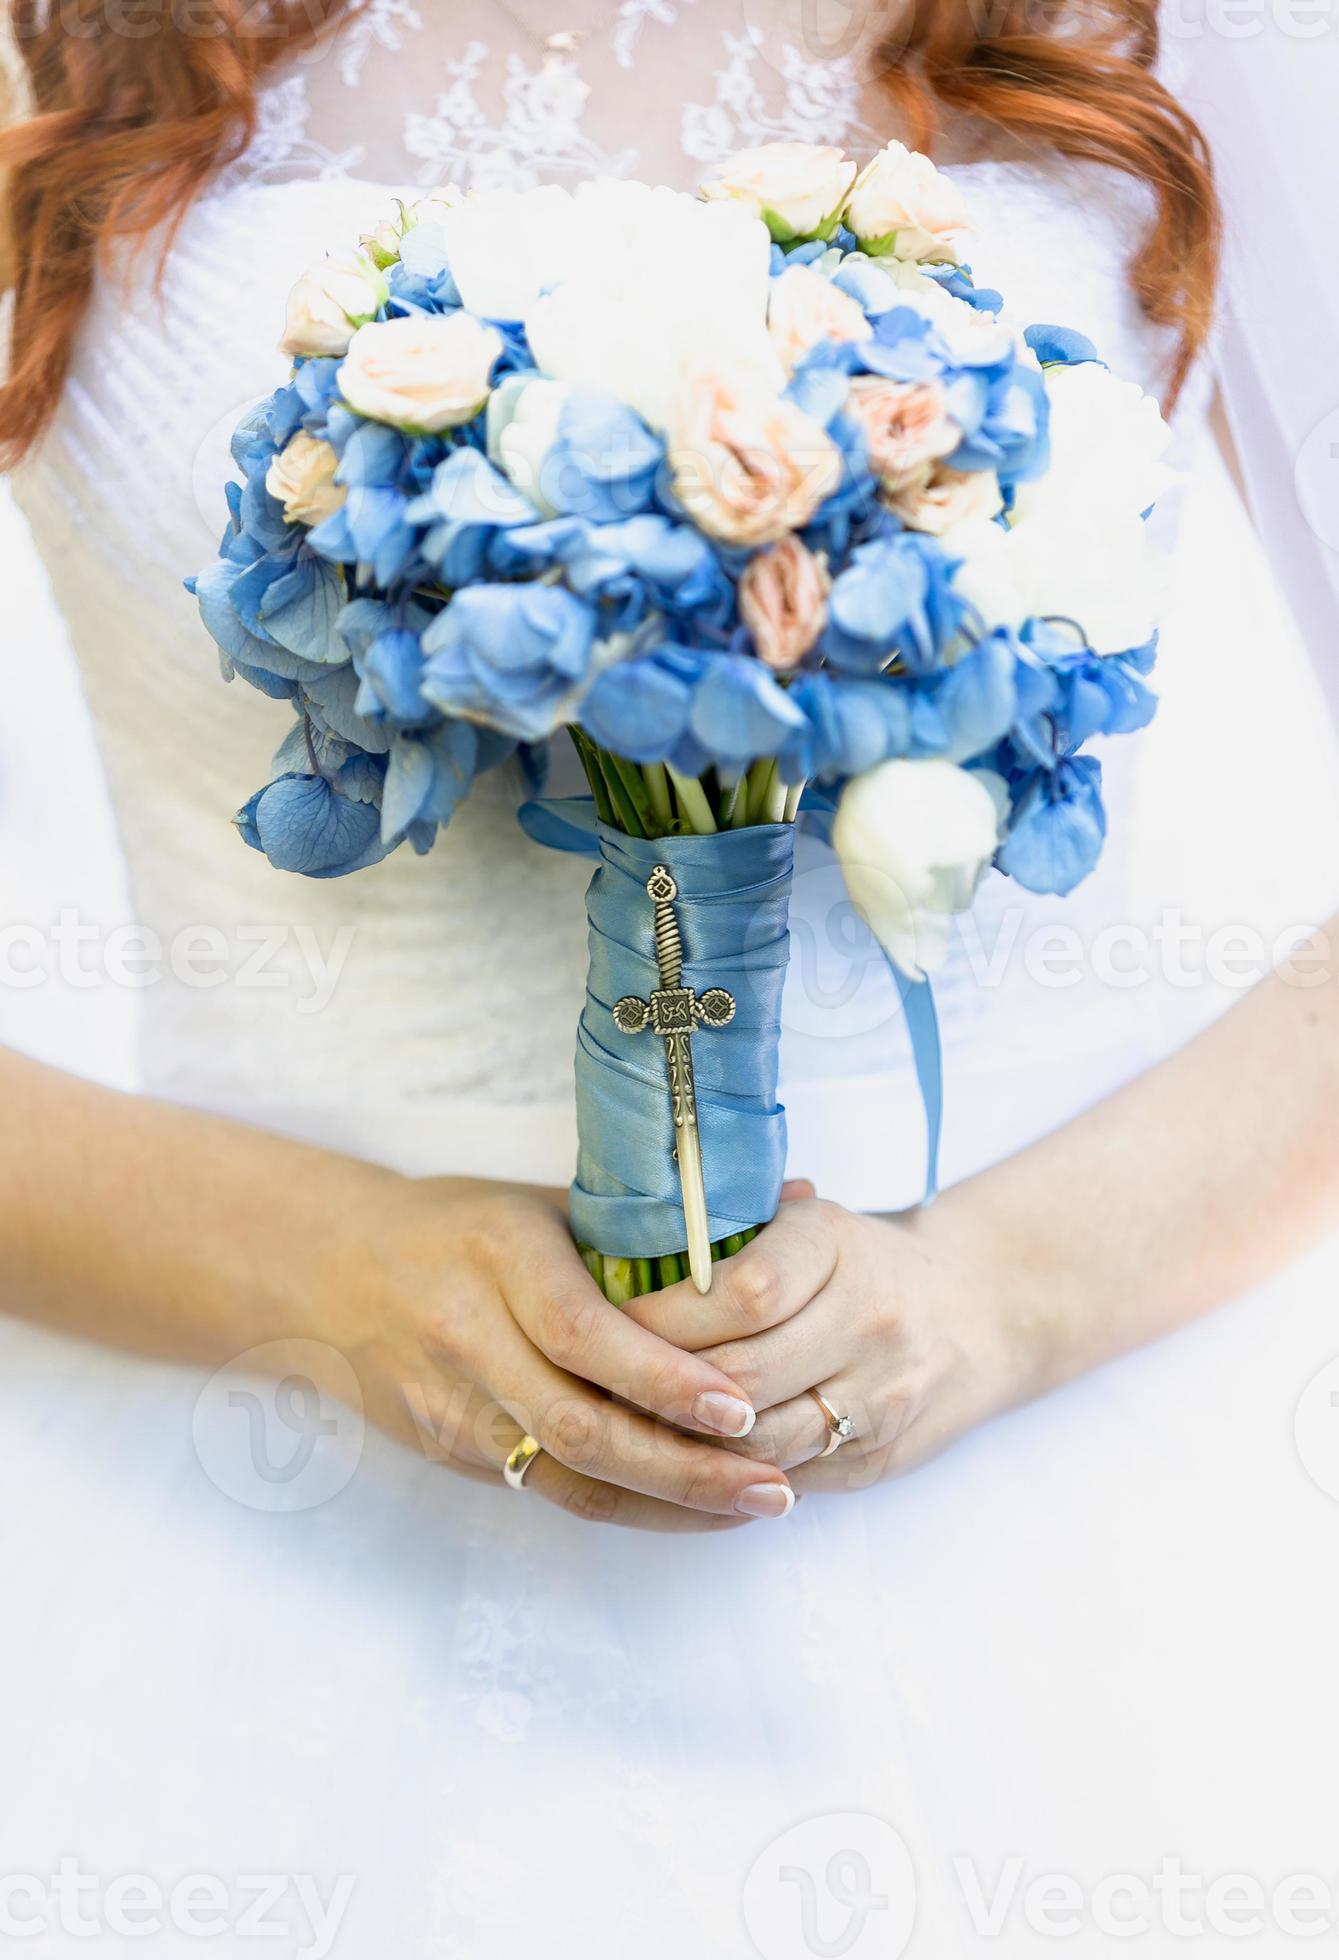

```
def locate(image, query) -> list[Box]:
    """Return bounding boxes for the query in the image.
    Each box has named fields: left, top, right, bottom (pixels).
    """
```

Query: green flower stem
left=717, top=775, right=745, bottom=827
left=642, top=762, right=673, bottom=831
left=667, top=766, right=717, bottom=834
left=569, top=728, right=615, bottom=825
left=602, top=750, right=661, bottom=837
left=783, top=777, right=805, bottom=824
left=602, top=1256, right=637, bottom=1305
left=763, top=767, right=789, bottom=824
left=656, top=1253, right=683, bottom=1288
left=599, top=754, right=648, bottom=837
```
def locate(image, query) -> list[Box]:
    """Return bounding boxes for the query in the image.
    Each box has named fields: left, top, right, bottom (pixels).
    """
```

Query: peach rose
left=887, top=464, right=1004, bottom=536
left=668, top=371, right=842, bottom=548
left=265, top=432, right=346, bottom=527
left=739, top=536, right=831, bottom=671
left=766, top=264, right=869, bottom=374
left=846, top=375, right=959, bottom=491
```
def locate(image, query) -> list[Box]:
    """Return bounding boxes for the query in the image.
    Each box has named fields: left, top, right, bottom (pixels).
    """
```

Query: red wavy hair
left=0, top=0, right=1218, bottom=465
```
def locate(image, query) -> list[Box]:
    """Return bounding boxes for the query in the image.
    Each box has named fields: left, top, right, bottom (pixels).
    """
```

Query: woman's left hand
left=625, top=1186, right=1036, bottom=1491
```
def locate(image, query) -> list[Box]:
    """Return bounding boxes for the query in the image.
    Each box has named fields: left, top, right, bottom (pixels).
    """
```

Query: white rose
left=407, top=185, right=465, bottom=229
left=265, top=432, right=346, bottom=527
left=338, top=313, right=503, bottom=432
left=488, top=375, right=571, bottom=515
left=833, top=758, right=1005, bottom=980
left=1008, top=509, right=1169, bottom=654
left=943, top=516, right=1025, bottom=632
left=527, top=282, right=781, bottom=431
left=701, top=142, right=857, bottom=241
left=279, top=251, right=388, bottom=358
left=766, top=263, right=869, bottom=373
left=438, top=185, right=577, bottom=320
left=1011, top=360, right=1176, bottom=529
left=844, top=141, right=971, bottom=263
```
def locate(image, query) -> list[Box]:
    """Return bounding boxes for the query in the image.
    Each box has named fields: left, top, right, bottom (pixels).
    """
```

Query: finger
left=506, top=1241, right=758, bottom=1440
left=779, top=1179, right=817, bottom=1203
left=477, top=1412, right=755, bottom=1530
left=526, top=1454, right=755, bottom=1533
left=490, top=1326, right=796, bottom=1519
left=695, top=1277, right=861, bottom=1414
left=623, top=1199, right=841, bottom=1352
left=720, top=1385, right=835, bottom=1470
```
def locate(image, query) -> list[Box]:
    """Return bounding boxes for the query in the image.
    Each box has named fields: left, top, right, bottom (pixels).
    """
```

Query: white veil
left=1179, top=26, right=1339, bottom=724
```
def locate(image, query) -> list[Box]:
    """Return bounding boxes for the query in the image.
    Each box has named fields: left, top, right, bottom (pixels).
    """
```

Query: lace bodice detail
left=212, top=0, right=897, bottom=196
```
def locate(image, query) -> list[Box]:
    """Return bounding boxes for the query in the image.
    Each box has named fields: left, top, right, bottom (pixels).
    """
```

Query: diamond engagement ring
left=810, top=1389, right=856, bottom=1458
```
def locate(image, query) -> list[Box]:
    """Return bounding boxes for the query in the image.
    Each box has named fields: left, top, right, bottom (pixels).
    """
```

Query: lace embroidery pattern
left=212, top=76, right=363, bottom=193
left=610, top=0, right=698, bottom=69
left=220, top=9, right=877, bottom=192
left=337, top=0, right=426, bottom=88
left=682, top=28, right=871, bottom=163
left=403, top=43, right=637, bottom=190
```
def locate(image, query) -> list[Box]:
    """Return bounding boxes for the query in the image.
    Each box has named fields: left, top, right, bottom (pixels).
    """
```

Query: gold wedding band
left=809, top=1388, right=856, bottom=1458
left=503, top=1434, right=544, bottom=1490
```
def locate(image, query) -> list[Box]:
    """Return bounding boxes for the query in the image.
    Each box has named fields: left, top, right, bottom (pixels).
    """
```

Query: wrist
left=934, top=1169, right=1101, bottom=1407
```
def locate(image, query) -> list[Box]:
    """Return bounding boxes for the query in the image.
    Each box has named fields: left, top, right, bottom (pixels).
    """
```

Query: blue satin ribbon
left=519, top=795, right=943, bottom=1255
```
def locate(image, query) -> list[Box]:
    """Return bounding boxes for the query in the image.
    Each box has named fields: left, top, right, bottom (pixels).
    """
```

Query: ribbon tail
left=517, top=794, right=603, bottom=857
left=891, top=969, right=943, bottom=1206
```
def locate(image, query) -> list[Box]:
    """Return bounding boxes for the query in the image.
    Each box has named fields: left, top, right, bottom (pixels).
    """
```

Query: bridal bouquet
left=189, top=140, right=1172, bottom=1301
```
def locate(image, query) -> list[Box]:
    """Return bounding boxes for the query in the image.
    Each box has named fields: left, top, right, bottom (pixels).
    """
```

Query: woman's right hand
left=333, top=1176, right=797, bottom=1532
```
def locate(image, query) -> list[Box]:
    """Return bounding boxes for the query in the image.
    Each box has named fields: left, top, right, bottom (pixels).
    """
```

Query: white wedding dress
left=5, top=7, right=1339, bottom=1954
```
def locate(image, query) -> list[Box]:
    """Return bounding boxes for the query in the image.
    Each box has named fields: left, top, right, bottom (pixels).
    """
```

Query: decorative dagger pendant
left=612, top=866, right=736, bottom=1294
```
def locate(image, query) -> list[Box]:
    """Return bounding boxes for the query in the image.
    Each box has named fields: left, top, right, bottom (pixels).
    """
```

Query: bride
left=3, top=2, right=1338, bottom=1952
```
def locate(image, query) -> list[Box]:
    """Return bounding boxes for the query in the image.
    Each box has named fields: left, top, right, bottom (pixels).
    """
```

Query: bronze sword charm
left=612, top=866, right=736, bottom=1293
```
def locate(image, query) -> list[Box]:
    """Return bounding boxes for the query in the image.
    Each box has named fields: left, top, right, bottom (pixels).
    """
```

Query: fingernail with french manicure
left=735, top=1483, right=795, bottom=1520
left=692, top=1391, right=756, bottom=1438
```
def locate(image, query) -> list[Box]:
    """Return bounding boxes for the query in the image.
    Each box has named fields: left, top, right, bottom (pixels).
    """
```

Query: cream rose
left=887, top=464, right=1003, bottom=536
left=338, top=313, right=503, bottom=433
left=279, top=252, right=388, bottom=358
left=701, top=142, right=857, bottom=242
left=668, top=370, right=842, bottom=548
left=265, top=432, right=346, bottom=527
left=739, top=537, right=831, bottom=671
left=844, top=141, right=970, bottom=264
left=846, top=375, right=959, bottom=491
left=766, top=264, right=869, bottom=374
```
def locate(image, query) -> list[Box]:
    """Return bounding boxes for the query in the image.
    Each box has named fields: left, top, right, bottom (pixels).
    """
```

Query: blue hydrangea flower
left=823, top=532, right=967, bottom=675
left=420, top=582, right=599, bottom=741
left=236, top=770, right=392, bottom=878
left=494, top=513, right=732, bottom=633
left=405, top=448, right=541, bottom=585
left=997, top=755, right=1107, bottom=895
left=580, top=644, right=804, bottom=777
